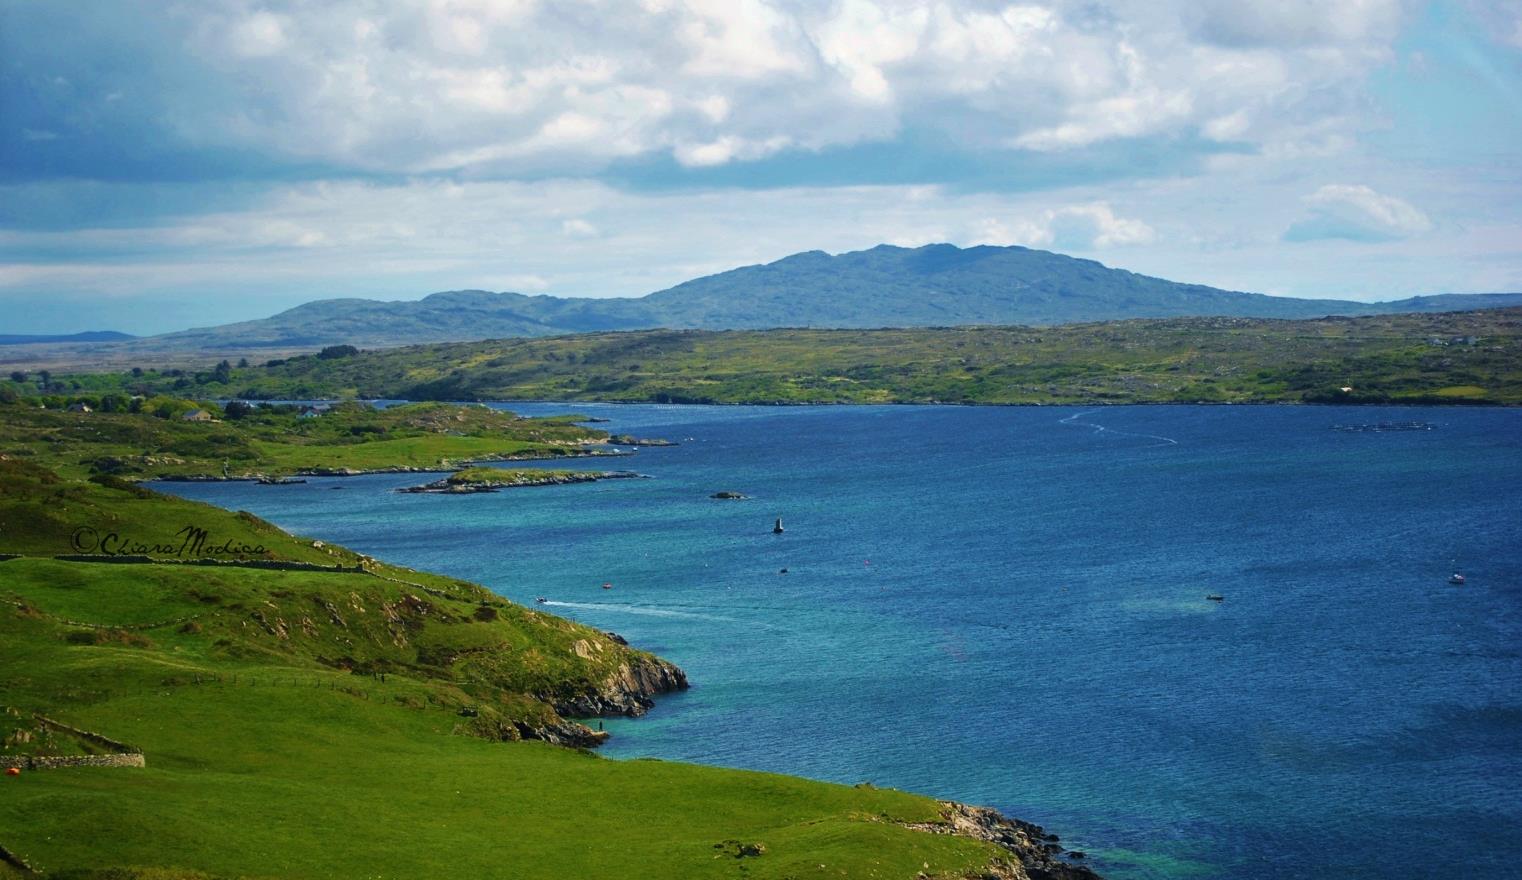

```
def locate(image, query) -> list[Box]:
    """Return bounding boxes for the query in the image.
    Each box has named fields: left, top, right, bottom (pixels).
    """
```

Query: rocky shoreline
left=555, top=653, right=690, bottom=720
left=397, top=470, right=643, bottom=493
left=529, top=651, right=1102, bottom=877
left=607, top=434, right=677, bottom=447
left=148, top=448, right=631, bottom=483
left=905, top=801, right=1102, bottom=880
left=522, top=651, right=690, bottom=748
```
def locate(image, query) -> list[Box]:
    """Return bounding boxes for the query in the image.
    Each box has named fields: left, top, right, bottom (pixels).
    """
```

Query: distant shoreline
left=286, top=396, right=1521, bottom=410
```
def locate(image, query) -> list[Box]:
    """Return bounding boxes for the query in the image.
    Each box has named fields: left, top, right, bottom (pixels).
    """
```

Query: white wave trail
left=540, top=600, right=737, bottom=623
left=1059, top=410, right=1179, bottom=448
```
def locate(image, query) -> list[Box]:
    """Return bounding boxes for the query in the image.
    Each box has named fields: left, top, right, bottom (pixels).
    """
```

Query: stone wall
left=0, top=841, right=35, bottom=875
left=2, top=752, right=145, bottom=770
left=1, top=715, right=145, bottom=770
left=53, top=554, right=364, bottom=573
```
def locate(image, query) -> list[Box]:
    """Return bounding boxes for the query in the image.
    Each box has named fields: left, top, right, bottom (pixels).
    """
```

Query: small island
left=608, top=434, right=678, bottom=447
left=399, top=467, right=643, bottom=493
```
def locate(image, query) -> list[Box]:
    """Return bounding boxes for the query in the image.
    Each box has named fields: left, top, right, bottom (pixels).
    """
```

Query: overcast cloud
left=2, top=0, right=1520, bottom=333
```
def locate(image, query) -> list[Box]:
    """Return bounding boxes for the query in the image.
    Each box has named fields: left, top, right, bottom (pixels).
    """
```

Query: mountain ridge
left=59, top=244, right=1522, bottom=353
left=0, top=330, right=136, bottom=345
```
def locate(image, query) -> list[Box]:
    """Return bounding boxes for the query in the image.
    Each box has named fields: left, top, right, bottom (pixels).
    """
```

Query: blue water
left=158, top=404, right=1522, bottom=879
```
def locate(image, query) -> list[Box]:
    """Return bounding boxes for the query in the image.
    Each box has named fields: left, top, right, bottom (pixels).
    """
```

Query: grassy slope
left=0, top=402, right=606, bottom=481
left=27, top=308, right=1522, bottom=406
left=0, top=464, right=1006, bottom=879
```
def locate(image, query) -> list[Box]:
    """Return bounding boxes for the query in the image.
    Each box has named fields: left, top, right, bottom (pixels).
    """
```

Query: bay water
left=158, top=404, right=1522, bottom=879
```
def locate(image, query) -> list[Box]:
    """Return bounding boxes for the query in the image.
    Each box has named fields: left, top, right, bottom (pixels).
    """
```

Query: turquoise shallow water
left=159, top=404, right=1522, bottom=879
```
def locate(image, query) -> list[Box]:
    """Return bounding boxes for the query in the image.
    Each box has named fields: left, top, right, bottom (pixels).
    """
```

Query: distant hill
left=53, top=308, right=1522, bottom=406
left=55, top=244, right=1522, bottom=353
left=0, top=330, right=135, bottom=345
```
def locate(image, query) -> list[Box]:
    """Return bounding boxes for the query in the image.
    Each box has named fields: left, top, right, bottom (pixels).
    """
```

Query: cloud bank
left=3, top=0, right=1412, bottom=178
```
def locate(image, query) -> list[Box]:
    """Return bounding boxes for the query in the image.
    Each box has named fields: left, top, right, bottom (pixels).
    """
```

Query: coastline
left=148, top=448, right=633, bottom=483
left=126, top=434, right=1114, bottom=877
left=285, top=395, right=1520, bottom=410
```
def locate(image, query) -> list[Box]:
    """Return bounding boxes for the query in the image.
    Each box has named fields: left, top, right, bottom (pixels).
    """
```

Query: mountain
left=0, top=330, right=135, bottom=345
left=92, top=244, right=1522, bottom=352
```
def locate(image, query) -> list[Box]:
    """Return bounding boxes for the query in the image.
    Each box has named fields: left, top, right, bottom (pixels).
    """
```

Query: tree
left=223, top=400, right=255, bottom=420
left=37, top=370, right=51, bottom=390
left=318, top=345, right=360, bottom=360
left=8, top=371, right=27, bottom=383
left=213, top=360, right=233, bottom=383
left=237, top=357, right=249, bottom=368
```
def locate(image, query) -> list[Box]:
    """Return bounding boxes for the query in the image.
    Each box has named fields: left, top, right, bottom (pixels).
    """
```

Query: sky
left=2, top=0, right=1520, bottom=335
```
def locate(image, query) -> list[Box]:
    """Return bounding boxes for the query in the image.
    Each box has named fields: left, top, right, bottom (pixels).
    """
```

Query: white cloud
left=1285, top=184, right=1433, bottom=242
left=489, top=273, right=550, bottom=292
left=673, top=134, right=792, bottom=167
left=973, top=203, right=1157, bottom=250
left=139, top=0, right=1413, bottom=173
left=226, top=11, right=289, bottom=58
left=561, top=218, right=599, bottom=237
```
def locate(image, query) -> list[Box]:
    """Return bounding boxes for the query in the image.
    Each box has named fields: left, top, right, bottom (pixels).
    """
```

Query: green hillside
left=0, top=399, right=610, bottom=481
left=32, top=307, right=1522, bottom=407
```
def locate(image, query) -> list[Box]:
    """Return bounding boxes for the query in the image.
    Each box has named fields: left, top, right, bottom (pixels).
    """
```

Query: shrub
left=318, top=345, right=360, bottom=360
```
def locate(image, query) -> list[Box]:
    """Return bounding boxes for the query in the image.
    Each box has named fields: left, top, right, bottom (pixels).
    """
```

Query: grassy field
left=15, top=308, right=1522, bottom=406
left=0, top=400, right=608, bottom=481
left=0, top=461, right=1064, bottom=879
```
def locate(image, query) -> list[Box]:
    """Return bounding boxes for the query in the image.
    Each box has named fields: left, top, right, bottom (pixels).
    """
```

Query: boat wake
left=539, top=600, right=738, bottom=624
left=1059, top=410, right=1180, bottom=448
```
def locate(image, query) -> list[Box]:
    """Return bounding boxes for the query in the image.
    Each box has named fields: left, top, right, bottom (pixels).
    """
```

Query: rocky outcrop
left=516, top=719, right=610, bottom=749
left=554, top=655, right=689, bottom=718
left=299, top=465, right=443, bottom=477
left=608, top=435, right=677, bottom=447
left=711, top=491, right=748, bottom=499
left=904, top=801, right=1102, bottom=880
left=398, top=471, right=642, bottom=494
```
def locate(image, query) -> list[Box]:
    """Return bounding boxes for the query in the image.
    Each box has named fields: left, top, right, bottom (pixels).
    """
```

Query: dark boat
left=1206, top=594, right=1224, bottom=602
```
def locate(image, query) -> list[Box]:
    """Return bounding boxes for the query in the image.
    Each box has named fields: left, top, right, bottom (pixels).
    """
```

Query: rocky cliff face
left=554, top=653, right=689, bottom=718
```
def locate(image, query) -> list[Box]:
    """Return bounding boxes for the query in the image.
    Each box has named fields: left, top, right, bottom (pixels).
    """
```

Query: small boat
left=1449, top=573, right=1465, bottom=585
left=772, top=517, right=785, bottom=534
left=602, top=582, right=613, bottom=590
left=778, top=568, right=789, bottom=574
left=1205, top=594, right=1224, bottom=602
left=535, top=596, right=548, bottom=604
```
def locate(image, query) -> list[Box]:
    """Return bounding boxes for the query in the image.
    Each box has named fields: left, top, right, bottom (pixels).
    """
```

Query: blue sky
left=2, top=0, right=1520, bottom=335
